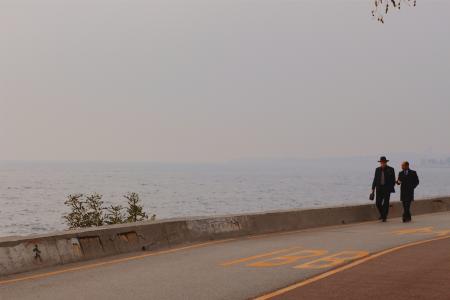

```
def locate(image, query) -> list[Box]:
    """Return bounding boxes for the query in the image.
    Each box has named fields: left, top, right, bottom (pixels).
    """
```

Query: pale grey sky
left=1, top=0, right=449, bottom=162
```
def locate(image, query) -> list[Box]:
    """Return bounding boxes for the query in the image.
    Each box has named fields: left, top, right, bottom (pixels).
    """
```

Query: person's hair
left=402, top=161, right=410, bottom=166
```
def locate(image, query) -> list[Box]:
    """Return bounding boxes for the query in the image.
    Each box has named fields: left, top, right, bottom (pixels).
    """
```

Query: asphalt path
left=269, top=237, right=450, bottom=300
left=1, top=211, right=449, bottom=300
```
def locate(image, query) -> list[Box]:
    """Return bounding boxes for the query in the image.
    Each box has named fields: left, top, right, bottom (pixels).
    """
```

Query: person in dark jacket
left=372, top=156, right=396, bottom=222
left=397, top=161, right=419, bottom=222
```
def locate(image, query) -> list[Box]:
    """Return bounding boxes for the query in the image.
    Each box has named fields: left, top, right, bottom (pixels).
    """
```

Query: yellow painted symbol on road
left=294, top=251, right=369, bottom=270
left=220, top=248, right=369, bottom=270
left=220, top=247, right=301, bottom=267
left=248, top=249, right=328, bottom=267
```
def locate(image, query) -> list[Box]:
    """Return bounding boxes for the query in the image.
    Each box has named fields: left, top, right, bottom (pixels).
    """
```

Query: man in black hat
left=371, top=156, right=396, bottom=222
left=397, top=161, right=419, bottom=222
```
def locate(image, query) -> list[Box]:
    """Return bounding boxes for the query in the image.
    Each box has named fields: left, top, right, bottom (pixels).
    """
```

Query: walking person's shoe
left=382, top=218, right=387, bottom=222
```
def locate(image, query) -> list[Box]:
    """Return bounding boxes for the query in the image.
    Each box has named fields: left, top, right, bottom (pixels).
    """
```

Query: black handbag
left=369, top=192, right=375, bottom=201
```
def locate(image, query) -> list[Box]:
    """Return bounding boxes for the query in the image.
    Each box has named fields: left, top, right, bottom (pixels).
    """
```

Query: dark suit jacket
left=398, top=169, right=419, bottom=202
left=372, top=166, right=396, bottom=193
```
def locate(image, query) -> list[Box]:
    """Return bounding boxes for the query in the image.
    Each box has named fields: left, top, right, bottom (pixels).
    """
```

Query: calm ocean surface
left=1, top=160, right=450, bottom=237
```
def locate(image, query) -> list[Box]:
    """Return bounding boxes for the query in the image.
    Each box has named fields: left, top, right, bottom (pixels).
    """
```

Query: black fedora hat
left=378, top=156, right=389, bottom=162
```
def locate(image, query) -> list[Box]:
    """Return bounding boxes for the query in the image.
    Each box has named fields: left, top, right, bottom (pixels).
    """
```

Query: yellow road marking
left=294, top=251, right=368, bottom=270
left=249, top=249, right=327, bottom=268
left=0, top=239, right=235, bottom=286
left=221, top=247, right=301, bottom=267
left=436, top=229, right=450, bottom=236
left=253, top=235, right=450, bottom=300
left=392, top=227, right=434, bottom=235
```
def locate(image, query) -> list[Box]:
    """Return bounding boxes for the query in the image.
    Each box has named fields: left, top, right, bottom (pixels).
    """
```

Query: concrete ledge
left=1, top=197, right=449, bottom=277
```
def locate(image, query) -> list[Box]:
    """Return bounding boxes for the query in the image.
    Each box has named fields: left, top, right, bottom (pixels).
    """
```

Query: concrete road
left=1, top=212, right=449, bottom=300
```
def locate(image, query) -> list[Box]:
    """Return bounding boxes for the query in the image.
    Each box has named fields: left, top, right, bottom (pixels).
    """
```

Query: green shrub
left=105, top=205, right=126, bottom=225
left=124, top=192, right=148, bottom=222
left=85, top=193, right=105, bottom=227
left=63, top=192, right=154, bottom=229
left=63, top=194, right=87, bottom=229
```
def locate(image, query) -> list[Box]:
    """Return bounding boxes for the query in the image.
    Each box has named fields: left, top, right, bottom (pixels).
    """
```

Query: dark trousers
left=376, top=187, right=391, bottom=220
left=402, top=201, right=412, bottom=221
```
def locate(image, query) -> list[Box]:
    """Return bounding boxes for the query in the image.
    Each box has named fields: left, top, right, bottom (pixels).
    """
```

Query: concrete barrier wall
left=1, top=197, right=449, bottom=277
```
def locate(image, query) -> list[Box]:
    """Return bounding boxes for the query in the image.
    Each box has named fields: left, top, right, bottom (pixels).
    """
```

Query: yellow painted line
left=254, top=235, right=450, bottom=300
left=436, top=229, right=450, bottom=236
left=392, top=227, right=434, bottom=235
left=0, top=239, right=235, bottom=286
left=221, top=247, right=302, bottom=267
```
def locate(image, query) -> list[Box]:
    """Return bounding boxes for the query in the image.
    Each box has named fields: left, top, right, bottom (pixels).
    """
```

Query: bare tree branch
left=372, top=0, right=417, bottom=24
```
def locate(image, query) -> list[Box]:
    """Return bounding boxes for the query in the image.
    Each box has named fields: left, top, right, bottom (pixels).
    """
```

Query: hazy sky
left=1, top=0, right=449, bottom=162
